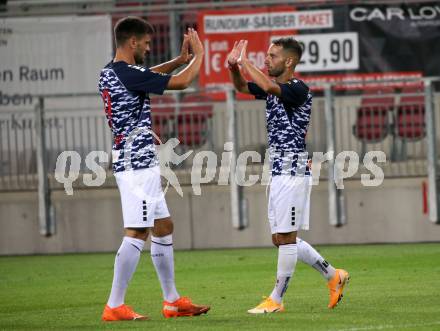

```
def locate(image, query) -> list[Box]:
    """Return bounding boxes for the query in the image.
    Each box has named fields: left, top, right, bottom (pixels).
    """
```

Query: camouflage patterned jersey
left=98, top=61, right=171, bottom=173
left=248, top=78, right=312, bottom=176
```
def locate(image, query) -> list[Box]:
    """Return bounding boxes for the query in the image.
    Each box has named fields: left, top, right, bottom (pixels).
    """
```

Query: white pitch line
left=332, top=321, right=440, bottom=331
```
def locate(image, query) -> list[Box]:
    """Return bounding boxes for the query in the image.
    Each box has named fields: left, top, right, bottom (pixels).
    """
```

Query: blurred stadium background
left=0, top=0, right=439, bottom=253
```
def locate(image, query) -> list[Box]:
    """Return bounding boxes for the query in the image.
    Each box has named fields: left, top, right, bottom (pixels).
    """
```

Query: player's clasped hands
left=187, top=28, right=204, bottom=56
left=227, top=39, right=248, bottom=67
left=178, top=34, right=193, bottom=64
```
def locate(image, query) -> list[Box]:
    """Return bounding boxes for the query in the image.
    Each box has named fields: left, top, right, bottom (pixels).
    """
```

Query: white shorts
left=268, top=176, right=312, bottom=234
left=114, top=166, right=170, bottom=228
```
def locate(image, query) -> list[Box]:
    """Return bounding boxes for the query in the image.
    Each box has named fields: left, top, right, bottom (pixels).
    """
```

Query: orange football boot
left=102, top=304, right=148, bottom=321
left=162, top=296, right=210, bottom=318
left=328, top=269, right=350, bottom=308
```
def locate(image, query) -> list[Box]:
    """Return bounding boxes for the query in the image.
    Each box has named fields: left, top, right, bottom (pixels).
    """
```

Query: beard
left=134, top=51, right=145, bottom=65
left=268, top=66, right=284, bottom=77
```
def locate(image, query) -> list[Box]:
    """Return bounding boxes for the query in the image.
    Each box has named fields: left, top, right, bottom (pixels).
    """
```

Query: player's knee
left=272, top=234, right=279, bottom=247
left=152, top=218, right=173, bottom=237
left=277, top=232, right=297, bottom=245
left=125, top=227, right=149, bottom=241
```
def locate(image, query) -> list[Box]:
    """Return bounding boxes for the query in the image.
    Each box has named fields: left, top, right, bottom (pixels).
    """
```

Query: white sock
left=297, top=237, right=336, bottom=281
left=150, top=235, right=180, bottom=303
left=107, top=236, right=145, bottom=308
left=270, top=243, right=297, bottom=304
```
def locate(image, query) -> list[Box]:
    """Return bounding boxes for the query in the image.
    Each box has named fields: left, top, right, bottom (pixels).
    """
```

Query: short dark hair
left=272, top=37, right=303, bottom=62
left=114, top=16, right=154, bottom=47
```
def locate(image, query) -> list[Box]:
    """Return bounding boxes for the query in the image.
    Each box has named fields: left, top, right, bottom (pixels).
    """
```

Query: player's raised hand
left=178, top=34, right=194, bottom=64
left=187, top=28, right=204, bottom=56
left=237, top=40, right=248, bottom=65
left=227, top=40, right=243, bottom=66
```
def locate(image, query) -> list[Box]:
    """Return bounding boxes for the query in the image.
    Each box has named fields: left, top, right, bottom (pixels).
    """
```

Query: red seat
left=396, top=84, right=425, bottom=140
left=181, top=0, right=216, bottom=30
left=400, top=84, right=424, bottom=104
left=361, top=86, right=395, bottom=109
left=150, top=95, right=176, bottom=143
left=396, top=105, right=425, bottom=140
left=143, top=13, right=170, bottom=66
left=151, top=95, right=176, bottom=114
left=353, top=106, right=389, bottom=142
left=353, top=87, right=394, bottom=142
left=362, top=86, right=395, bottom=95
left=113, top=3, right=145, bottom=19
left=177, top=94, right=213, bottom=147
left=400, top=83, right=424, bottom=94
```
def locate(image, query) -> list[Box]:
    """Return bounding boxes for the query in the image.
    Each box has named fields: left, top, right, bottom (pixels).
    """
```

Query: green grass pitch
left=1, top=243, right=440, bottom=331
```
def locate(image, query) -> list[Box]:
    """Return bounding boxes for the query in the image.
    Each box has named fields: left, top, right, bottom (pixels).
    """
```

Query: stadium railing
left=1, top=81, right=439, bottom=190
left=1, top=79, right=439, bottom=232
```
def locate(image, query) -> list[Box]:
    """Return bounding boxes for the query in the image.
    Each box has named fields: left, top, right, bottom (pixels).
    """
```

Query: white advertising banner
left=0, top=15, right=113, bottom=110
left=271, top=32, right=359, bottom=72
left=204, top=10, right=333, bottom=33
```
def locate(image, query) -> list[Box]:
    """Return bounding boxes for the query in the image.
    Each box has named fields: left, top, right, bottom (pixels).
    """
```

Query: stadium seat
left=181, top=0, right=216, bottom=30
left=396, top=84, right=425, bottom=140
left=353, top=87, right=394, bottom=143
left=144, top=13, right=171, bottom=66
left=353, top=106, right=390, bottom=142
left=361, top=86, right=395, bottom=109
left=181, top=0, right=239, bottom=27
left=177, top=94, right=214, bottom=148
left=113, top=2, right=145, bottom=20
left=150, top=95, right=176, bottom=143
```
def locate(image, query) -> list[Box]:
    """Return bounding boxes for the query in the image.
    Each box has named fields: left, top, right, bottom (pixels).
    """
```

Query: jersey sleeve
left=247, top=82, right=268, bottom=100
left=114, top=64, right=172, bottom=95
left=278, top=79, right=309, bottom=107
